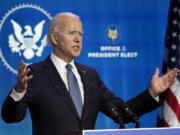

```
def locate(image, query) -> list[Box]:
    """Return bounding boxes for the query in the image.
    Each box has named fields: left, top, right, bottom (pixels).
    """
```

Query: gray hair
left=47, top=12, right=80, bottom=45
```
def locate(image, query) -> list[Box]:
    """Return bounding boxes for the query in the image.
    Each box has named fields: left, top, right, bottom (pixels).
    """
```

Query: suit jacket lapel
left=42, top=56, right=80, bottom=119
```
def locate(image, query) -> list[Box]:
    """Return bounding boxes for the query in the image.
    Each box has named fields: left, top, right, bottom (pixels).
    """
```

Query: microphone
left=105, top=102, right=125, bottom=128
left=117, top=101, right=140, bottom=128
left=123, top=107, right=140, bottom=128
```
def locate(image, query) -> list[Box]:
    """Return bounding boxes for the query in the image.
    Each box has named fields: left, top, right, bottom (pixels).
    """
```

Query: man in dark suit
left=1, top=12, right=179, bottom=135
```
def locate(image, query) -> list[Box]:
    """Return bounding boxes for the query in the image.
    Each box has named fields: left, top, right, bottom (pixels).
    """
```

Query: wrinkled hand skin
left=149, top=68, right=180, bottom=97
left=15, top=61, right=33, bottom=93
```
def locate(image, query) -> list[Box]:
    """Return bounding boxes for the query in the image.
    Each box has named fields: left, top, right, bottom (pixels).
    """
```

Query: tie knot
left=66, top=64, right=72, bottom=70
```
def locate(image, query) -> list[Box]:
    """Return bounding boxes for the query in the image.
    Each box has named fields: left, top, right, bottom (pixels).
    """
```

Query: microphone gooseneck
left=105, top=102, right=140, bottom=128
left=123, top=107, right=140, bottom=128
left=105, top=102, right=125, bottom=128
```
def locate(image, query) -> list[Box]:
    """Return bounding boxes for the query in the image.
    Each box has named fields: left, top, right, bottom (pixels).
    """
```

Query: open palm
left=149, top=68, right=179, bottom=97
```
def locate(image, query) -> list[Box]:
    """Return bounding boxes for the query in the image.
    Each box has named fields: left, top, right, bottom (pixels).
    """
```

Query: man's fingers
left=163, top=68, right=180, bottom=84
left=19, top=68, right=30, bottom=79
left=26, top=75, right=33, bottom=81
left=167, top=68, right=179, bottom=79
left=16, top=61, right=32, bottom=92
left=20, top=74, right=33, bottom=84
left=153, top=67, right=160, bottom=78
left=18, top=61, right=27, bottom=73
left=172, top=68, right=180, bottom=76
left=17, top=63, right=33, bottom=84
left=19, top=61, right=26, bottom=69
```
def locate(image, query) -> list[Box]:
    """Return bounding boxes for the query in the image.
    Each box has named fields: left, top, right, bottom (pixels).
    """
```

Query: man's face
left=52, top=17, right=83, bottom=62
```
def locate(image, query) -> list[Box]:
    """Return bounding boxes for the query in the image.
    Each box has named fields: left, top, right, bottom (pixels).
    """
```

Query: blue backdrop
left=0, top=0, right=170, bottom=134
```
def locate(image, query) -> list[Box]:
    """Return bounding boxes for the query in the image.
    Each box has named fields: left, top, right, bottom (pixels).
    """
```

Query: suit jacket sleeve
left=96, top=70, right=161, bottom=117
left=1, top=67, right=36, bottom=123
left=1, top=93, right=27, bottom=123
left=126, top=89, right=160, bottom=116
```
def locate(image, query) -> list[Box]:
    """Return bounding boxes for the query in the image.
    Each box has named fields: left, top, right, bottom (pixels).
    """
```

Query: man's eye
left=69, top=32, right=75, bottom=34
left=68, top=31, right=83, bottom=36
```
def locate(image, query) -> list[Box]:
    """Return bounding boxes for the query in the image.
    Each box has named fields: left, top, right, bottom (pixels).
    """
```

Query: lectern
left=84, top=128, right=180, bottom=135
left=58, top=128, right=180, bottom=135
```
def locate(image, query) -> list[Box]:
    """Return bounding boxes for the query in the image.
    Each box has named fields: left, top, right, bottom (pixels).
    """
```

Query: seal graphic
left=105, top=24, right=120, bottom=44
left=0, top=3, right=52, bottom=74
left=9, top=19, right=46, bottom=59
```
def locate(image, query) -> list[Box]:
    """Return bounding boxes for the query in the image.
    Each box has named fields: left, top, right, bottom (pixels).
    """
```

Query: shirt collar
left=50, top=53, right=76, bottom=69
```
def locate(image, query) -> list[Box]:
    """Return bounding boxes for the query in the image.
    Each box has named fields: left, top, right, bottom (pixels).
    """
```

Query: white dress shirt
left=50, top=53, right=84, bottom=104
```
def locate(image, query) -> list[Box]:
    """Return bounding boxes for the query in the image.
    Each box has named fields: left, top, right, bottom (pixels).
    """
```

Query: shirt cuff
left=10, top=88, right=26, bottom=101
left=150, top=93, right=159, bottom=102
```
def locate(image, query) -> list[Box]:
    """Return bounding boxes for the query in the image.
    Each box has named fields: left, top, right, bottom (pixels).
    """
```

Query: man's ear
left=50, top=32, right=58, bottom=45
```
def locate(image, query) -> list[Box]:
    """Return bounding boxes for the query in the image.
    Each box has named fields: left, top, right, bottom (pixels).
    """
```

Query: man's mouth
left=72, top=46, right=80, bottom=49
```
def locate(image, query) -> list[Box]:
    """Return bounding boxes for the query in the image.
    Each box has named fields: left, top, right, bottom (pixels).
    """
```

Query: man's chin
left=73, top=54, right=80, bottom=58
left=72, top=52, right=81, bottom=58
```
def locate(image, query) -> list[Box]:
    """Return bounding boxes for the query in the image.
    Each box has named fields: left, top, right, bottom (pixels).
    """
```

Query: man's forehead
left=54, top=13, right=80, bottom=23
left=59, top=18, right=82, bottom=29
left=55, top=12, right=79, bottom=18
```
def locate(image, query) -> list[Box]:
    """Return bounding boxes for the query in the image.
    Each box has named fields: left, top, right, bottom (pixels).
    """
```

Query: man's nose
left=74, top=34, right=81, bottom=43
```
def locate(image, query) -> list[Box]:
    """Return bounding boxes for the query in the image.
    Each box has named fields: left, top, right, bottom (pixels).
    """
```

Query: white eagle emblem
left=8, top=19, right=47, bottom=59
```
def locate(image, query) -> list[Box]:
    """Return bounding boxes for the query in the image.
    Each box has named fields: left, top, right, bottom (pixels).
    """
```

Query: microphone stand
left=116, top=108, right=140, bottom=128
left=117, top=115, right=140, bottom=129
left=119, top=124, right=125, bottom=129
left=116, top=117, right=125, bottom=129
left=104, top=102, right=140, bottom=129
left=134, top=118, right=140, bottom=128
left=124, top=107, right=140, bottom=128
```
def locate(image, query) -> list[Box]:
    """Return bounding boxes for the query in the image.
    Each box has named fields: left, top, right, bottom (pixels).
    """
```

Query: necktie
left=66, top=64, right=83, bottom=117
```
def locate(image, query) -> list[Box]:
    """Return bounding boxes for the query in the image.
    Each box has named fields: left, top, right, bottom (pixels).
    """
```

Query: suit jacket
left=1, top=56, right=160, bottom=135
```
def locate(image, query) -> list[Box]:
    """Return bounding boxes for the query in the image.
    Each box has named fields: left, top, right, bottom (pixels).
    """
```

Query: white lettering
left=120, top=52, right=138, bottom=58
left=100, top=46, right=120, bottom=51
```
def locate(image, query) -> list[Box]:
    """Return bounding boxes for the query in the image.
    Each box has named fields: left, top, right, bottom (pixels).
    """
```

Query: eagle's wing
left=10, top=20, right=23, bottom=43
left=8, top=34, right=21, bottom=53
left=8, top=34, right=20, bottom=47
left=33, top=20, right=45, bottom=43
